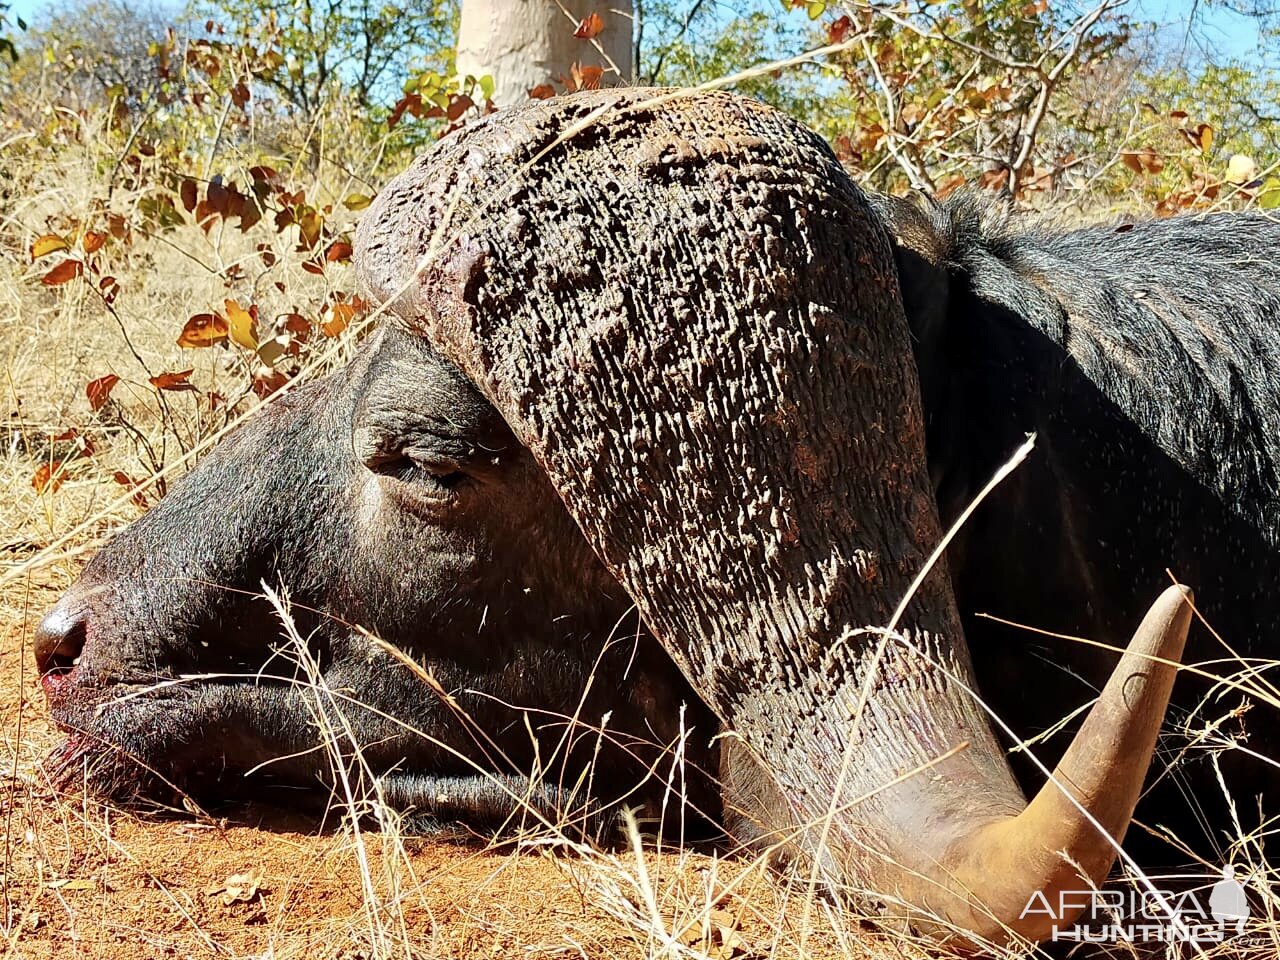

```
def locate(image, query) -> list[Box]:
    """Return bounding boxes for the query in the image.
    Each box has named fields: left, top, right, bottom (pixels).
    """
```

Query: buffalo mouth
left=39, top=669, right=318, bottom=812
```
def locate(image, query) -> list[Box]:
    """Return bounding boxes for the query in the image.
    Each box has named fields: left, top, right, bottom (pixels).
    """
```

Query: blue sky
left=5, top=0, right=1267, bottom=64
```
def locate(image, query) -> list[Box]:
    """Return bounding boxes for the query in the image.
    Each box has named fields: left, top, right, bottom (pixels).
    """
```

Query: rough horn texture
left=355, top=89, right=1027, bottom=907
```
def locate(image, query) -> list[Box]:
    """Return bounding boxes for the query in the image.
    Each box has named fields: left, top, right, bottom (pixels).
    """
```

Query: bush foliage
left=2, top=0, right=1276, bottom=517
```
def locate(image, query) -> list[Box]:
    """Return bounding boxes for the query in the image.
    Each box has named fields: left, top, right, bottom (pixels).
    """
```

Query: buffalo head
left=35, top=321, right=717, bottom=832
left=35, top=88, right=1191, bottom=947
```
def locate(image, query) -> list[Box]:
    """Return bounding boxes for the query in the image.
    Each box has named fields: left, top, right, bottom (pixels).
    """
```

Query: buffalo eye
left=362, top=446, right=468, bottom=491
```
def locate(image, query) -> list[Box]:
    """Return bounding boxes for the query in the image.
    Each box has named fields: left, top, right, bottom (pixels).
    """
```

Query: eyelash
left=367, top=454, right=467, bottom=491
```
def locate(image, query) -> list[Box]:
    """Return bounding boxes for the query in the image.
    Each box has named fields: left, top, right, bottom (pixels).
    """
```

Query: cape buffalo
left=32, top=88, right=1277, bottom=946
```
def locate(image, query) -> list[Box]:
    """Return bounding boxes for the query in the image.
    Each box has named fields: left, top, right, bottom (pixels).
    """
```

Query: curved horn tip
left=913, top=584, right=1196, bottom=948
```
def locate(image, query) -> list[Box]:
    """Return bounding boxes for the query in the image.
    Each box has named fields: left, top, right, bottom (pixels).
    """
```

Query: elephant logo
left=1209, top=864, right=1249, bottom=934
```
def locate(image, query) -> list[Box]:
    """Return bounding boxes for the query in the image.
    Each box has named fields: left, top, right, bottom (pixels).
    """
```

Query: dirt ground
left=0, top=574, right=871, bottom=960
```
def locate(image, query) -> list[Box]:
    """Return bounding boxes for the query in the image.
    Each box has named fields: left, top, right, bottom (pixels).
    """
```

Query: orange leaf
left=86, top=374, right=120, bottom=412
left=112, top=471, right=149, bottom=508
left=325, top=240, right=353, bottom=263
left=32, top=461, right=67, bottom=494
left=573, top=12, right=604, bottom=39
left=149, top=369, right=197, bottom=392
left=177, top=313, right=229, bottom=348
left=529, top=84, right=556, bottom=100
left=321, top=302, right=355, bottom=337
left=51, top=427, right=96, bottom=456
left=569, top=63, right=604, bottom=91
left=82, top=231, right=107, bottom=254
left=31, top=234, right=70, bottom=260
left=224, top=298, right=258, bottom=349
left=42, top=259, right=83, bottom=286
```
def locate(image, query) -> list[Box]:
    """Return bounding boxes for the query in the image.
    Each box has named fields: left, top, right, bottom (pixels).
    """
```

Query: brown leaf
left=446, top=93, right=474, bottom=121
left=194, top=199, right=216, bottom=231
left=42, top=259, right=83, bottom=286
left=828, top=14, right=852, bottom=44
left=207, top=178, right=230, bottom=215
left=573, top=12, right=604, bottom=39
left=112, top=471, right=149, bottom=508
left=177, top=313, right=229, bottom=348
left=252, top=368, right=289, bottom=399
left=935, top=173, right=966, bottom=200
left=529, top=84, right=556, bottom=100
left=180, top=179, right=198, bottom=212
left=149, top=369, right=197, bottom=392
left=32, top=462, right=67, bottom=495
left=569, top=63, right=604, bottom=91
left=297, top=210, right=323, bottom=250
left=30, top=234, right=69, bottom=260
left=50, top=427, right=95, bottom=456
left=86, top=374, right=120, bottom=411
left=82, top=231, right=107, bottom=254
left=325, top=240, right=353, bottom=263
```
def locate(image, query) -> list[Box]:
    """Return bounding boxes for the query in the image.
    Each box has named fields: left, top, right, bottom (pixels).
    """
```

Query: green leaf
left=1260, top=178, right=1280, bottom=211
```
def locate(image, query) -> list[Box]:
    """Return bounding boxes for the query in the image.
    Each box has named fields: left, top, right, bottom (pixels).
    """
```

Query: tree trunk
left=456, top=0, right=634, bottom=107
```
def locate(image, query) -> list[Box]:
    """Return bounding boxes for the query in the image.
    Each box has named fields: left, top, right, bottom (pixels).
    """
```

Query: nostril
left=34, top=607, right=88, bottom=678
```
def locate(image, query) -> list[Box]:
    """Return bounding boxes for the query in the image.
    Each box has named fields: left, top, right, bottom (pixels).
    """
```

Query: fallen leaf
left=50, top=427, right=95, bottom=456
left=47, top=877, right=96, bottom=891
left=252, top=368, right=289, bottom=399
left=82, top=231, right=107, bottom=254
left=112, top=471, right=150, bottom=508
left=256, top=337, right=287, bottom=367
left=206, top=867, right=265, bottom=905
left=529, top=84, right=556, bottom=100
